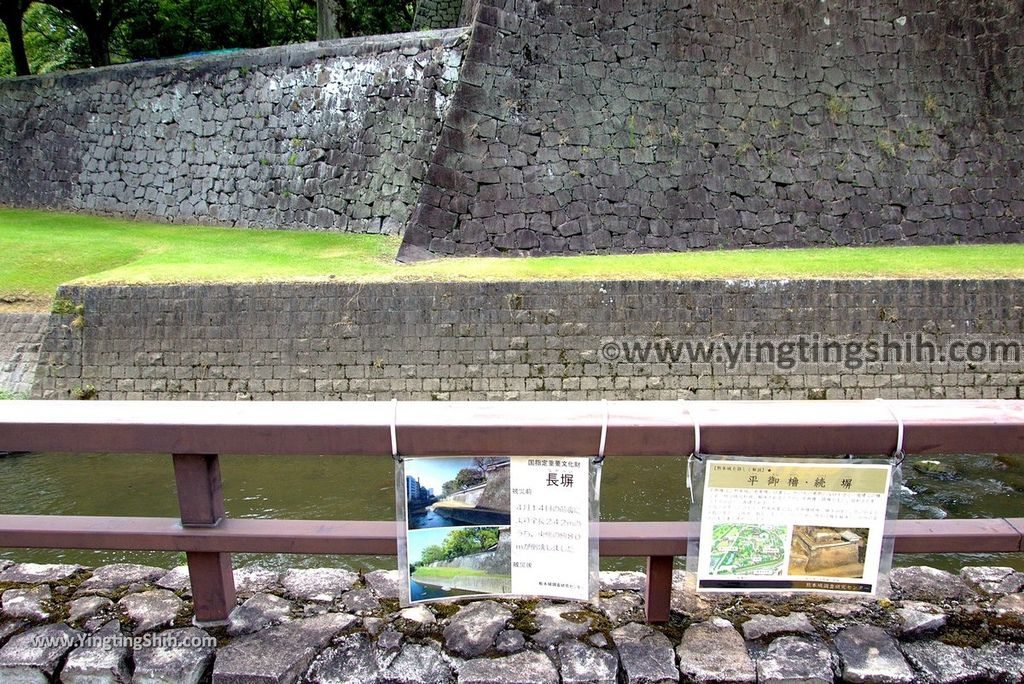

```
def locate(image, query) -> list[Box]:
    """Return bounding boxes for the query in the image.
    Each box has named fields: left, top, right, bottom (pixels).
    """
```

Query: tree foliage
left=441, top=467, right=486, bottom=496
left=0, top=0, right=32, bottom=74
left=326, top=0, right=411, bottom=38
left=418, top=527, right=500, bottom=565
left=0, top=0, right=406, bottom=77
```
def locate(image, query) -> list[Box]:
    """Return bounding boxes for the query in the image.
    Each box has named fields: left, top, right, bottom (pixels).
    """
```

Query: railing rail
left=1, top=399, right=1023, bottom=624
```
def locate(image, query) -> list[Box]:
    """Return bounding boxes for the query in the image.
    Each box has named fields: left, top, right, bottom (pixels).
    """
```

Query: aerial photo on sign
left=709, top=524, right=787, bottom=576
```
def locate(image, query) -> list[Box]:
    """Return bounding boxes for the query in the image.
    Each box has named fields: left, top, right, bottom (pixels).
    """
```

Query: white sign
left=695, top=458, right=893, bottom=595
left=398, top=456, right=596, bottom=605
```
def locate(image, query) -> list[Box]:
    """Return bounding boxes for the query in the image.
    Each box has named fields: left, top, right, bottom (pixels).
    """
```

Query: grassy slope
left=2, top=208, right=1024, bottom=311
left=412, top=567, right=510, bottom=579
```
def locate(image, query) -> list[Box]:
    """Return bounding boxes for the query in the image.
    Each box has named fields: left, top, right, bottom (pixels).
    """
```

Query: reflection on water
left=0, top=452, right=1020, bottom=572
left=409, top=579, right=477, bottom=601
left=408, top=507, right=454, bottom=530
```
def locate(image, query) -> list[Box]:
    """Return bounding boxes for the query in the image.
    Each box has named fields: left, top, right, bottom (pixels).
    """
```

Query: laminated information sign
left=693, top=457, right=895, bottom=595
left=397, top=456, right=599, bottom=605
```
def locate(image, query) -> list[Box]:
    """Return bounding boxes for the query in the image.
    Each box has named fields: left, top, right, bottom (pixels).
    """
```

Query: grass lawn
left=3, top=208, right=1024, bottom=311
left=412, top=567, right=510, bottom=579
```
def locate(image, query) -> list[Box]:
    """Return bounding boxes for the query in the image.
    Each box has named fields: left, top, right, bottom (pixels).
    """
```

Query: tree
left=0, top=0, right=31, bottom=75
left=319, top=0, right=412, bottom=39
left=42, top=0, right=130, bottom=67
left=441, top=467, right=485, bottom=496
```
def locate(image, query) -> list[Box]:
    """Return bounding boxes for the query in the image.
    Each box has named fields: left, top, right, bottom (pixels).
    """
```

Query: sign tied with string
left=687, top=403, right=903, bottom=596
left=393, top=400, right=603, bottom=606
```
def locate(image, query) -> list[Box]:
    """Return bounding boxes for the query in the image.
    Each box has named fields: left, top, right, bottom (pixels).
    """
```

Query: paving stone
left=442, top=599, right=511, bottom=657
left=900, top=641, right=988, bottom=684
left=676, top=617, right=756, bottom=683
left=0, top=621, right=27, bottom=647
left=340, top=588, right=379, bottom=614
left=213, top=612, right=358, bottom=684
left=495, top=628, right=525, bottom=653
left=0, top=563, right=83, bottom=584
left=991, top=592, right=1024, bottom=626
left=306, top=633, right=379, bottom=684
left=79, top=564, right=166, bottom=594
left=118, top=589, right=183, bottom=634
left=612, top=622, right=677, bottom=684
left=834, top=624, right=914, bottom=684
left=68, top=596, right=114, bottom=624
left=819, top=600, right=871, bottom=619
left=889, top=567, right=973, bottom=603
left=155, top=565, right=192, bottom=594
left=458, top=650, right=557, bottom=684
left=0, top=623, right=81, bottom=682
left=740, top=612, right=815, bottom=640
left=1, top=586, right=51, bottom=621
left=376, top=626, right=403, bottom=667
left=233, top=566, right=282, bottom=596
left=599, top=571, right=646, bottom=592
left=133, top=626, right=216, bottom=684
left=960, top=566, right=1024, bottom=595
left=280, top=568, right=358, bottom=602
left=362, top=616, right=385, bottom=636
left=397, top=604, right=434, bottom=625
left=228, top=592, right=294, bottom=636
left=757, top=636, right=835, bottom=684
left=601, top=592, right=643, bottom=625
left=896, top=603, right=946, bottom=636
left=532, top=602, right=590, bottom=648
left=558, top=639, right=619, bottom=684
left=670, top=570, right=713, bottom=618
left=976, top=641, right=1024, bottom=680
left=363, top=570, right=401, bottom=599
left=379, top=642, right=453, bottom=684
left=61, top=620, right=130, bottom=684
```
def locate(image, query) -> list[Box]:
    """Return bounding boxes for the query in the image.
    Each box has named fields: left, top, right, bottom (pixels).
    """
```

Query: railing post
left=645, top=555, right=673, bottom=623
left=172, top=453, right=236, bottom=626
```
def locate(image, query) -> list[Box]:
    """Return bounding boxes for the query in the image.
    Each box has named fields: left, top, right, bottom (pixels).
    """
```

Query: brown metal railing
left=1, top=399, right=1023, bottom=624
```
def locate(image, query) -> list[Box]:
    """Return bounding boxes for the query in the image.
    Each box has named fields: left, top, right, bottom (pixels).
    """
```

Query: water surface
left=0, top=452, right=1019, bottom=572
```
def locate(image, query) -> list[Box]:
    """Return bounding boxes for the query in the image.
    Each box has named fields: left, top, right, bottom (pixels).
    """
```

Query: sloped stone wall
left=0, top=29, right=467, bottom=234
left=399, top=0, right=1024, bottom=258
left=413, top=0, right=466, bottom=29
left=0, top=313, right=49, bottom=396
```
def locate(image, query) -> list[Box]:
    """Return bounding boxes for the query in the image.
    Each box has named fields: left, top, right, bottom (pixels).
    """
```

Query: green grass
left=2, top=208, right=1024, bottom=311
left=412, top=567, right=510, bottom=579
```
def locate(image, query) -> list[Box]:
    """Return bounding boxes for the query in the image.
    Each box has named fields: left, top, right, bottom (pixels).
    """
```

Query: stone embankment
left=0, top=560, right=1022, bottom=682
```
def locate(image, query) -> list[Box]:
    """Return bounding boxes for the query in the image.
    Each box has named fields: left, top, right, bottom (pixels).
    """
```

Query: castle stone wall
left=0, top=29, right=467, bottom=234
left=399, top=0, right=1024, bottom=258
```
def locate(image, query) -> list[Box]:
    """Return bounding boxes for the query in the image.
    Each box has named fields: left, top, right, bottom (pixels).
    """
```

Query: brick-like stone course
left=399, top=0, right=1024, bottom=258
left=0, top=29, right=467, bottom=235
left=31, top=280, right=1024, bottom=401
left=0, top=313, right=50, bottom=396
left=413, top=0, right=477, bottom=30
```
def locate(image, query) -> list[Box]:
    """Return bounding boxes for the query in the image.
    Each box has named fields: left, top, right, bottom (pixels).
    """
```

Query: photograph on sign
left=397, top=456, right=599, bottom=606
left=691, top=457, right=896, bottom=595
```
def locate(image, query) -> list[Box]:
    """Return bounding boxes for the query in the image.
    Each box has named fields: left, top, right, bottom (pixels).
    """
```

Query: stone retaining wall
left=0, top=561, right=1021, bottom=682
left=399, top=0, right=1024, bottom=258
left=0, top=313, right=49, bottom=396
left=0, top=29, right=467, bottom=234
left=31, top=279, right=1024, bottom=401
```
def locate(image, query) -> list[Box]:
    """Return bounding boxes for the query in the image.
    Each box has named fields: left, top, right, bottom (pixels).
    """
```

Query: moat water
left=1, top=452, right=1021, bottom=573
